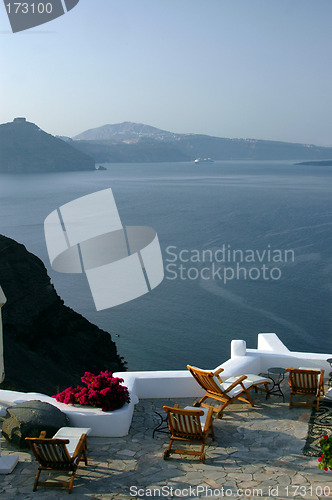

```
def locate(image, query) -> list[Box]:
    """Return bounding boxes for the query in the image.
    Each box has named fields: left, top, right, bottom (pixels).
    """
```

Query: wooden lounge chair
left=162, top=404, right=214, bottom=462
left=187, top=365, right=256, bottom=418
left=286, top=368, right=325, bottom=410
left=25, top=428, right=89, bottom=493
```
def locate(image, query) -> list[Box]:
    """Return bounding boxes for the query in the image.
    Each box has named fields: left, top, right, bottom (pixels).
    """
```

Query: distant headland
left=70, top=121, right=332, bottom=163
left=0, top=118, right=95, bottom=173
left=294, top=159, right=332, bottom=166
left=2, top=118, right=332, bottom=168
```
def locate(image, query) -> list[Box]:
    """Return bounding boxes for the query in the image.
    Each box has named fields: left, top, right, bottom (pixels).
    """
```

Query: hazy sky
left=1, top=0, right=332, bottom=145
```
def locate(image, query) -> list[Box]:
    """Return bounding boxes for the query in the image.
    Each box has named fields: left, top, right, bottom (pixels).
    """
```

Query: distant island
left=70, top=121, right=332, bottom=163
left=294, top=159, right=332, bottom=166
left=0, top=118, right=95, bottom=173
left=2, top=118, right=332, bottom=168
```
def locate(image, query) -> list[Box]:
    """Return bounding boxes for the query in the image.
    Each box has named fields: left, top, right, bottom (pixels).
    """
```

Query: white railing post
left=231, top=339, right=247, bottom=358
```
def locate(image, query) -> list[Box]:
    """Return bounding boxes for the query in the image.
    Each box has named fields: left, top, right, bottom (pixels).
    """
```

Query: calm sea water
left=1, top=160, right=331, bottom=370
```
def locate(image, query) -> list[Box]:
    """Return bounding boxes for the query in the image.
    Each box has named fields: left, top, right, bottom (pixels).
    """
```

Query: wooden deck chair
left=162, top=404, right=214, bottom=462
left=187, top=365, right=255, bottom=418
left=286, top=368, right=325, bottom=411
left=25, top=430, right=88, bottom=494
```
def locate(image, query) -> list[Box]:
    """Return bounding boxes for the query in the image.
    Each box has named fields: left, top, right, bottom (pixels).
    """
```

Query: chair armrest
left=25, top=437, right=70, bottom=444
left=223, top=375, right=248, bottom=393
left=213, top=367, right=224, bottom=383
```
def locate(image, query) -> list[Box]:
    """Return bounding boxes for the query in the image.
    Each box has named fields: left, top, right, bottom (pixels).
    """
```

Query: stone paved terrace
left=1, top=382, right=332, bottom=500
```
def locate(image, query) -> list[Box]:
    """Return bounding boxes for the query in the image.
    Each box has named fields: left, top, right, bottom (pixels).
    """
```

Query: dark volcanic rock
left=2, top=400, right=69, bottom=448
left=0, top=235, right=126, bottom=395
left=0, top=118, right=95, bottom=172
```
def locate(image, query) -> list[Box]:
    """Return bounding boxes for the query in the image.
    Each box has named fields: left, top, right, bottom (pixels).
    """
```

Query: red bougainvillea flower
left=52, top=371, right=130, bottom=412
left=318, top=434, right=332, bottom=471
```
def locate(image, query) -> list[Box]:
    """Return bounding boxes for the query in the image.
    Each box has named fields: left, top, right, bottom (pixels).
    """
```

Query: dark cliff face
left=0, top=119, right=95, bottom=172
left=0, top=235, right=126, bottom=395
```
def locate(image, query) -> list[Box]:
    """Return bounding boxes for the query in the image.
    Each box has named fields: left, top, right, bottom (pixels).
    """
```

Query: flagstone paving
left=1, top=383, right=332, bottom=499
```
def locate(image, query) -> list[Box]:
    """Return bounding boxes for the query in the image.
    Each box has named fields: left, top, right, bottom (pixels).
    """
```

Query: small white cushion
left=225, top=374, right=270, bottom=386
left=53, top=427, right=92, bottom=438
left=52, top=427, right=91, bottom=457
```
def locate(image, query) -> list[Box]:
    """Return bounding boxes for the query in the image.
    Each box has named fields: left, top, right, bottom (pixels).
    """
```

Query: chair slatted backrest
left=166, top=407, right=204, bottom=439
left=29, top=439, right=73, bottom=468
left=187, top=366, right=221, bottom=395
left=287, top=369, right=324, bottom=395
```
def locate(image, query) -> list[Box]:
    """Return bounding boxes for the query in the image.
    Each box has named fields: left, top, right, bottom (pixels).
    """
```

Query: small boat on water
left=194, top=157, right=214, bottom=164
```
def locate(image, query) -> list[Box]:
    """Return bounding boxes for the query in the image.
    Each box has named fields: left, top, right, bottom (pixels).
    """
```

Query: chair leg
left=33, top=469, right=41, bottom=491
left=244, top=390, right=254, bottom=407
left=68, top=470, right=77, bottom=494
left=164, top=439, right=173, bottom=459
left=82, top=437, right=88, bottom=465
left=263, top=382, right=270, bottom=392
left=83, top=447, right=88, bottom=466
left=199, top=443, right=206, bottom=462
left=289, top=393, right=293, bottom=408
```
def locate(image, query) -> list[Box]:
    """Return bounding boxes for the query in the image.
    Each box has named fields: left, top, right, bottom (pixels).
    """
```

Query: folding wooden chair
left=187, top=365, right=256, bottom=418
left=286, top=368, right=325, bottom=411
left=25, top=429, right=89, bottom=493
left=162, top=404, right=214, bottom=462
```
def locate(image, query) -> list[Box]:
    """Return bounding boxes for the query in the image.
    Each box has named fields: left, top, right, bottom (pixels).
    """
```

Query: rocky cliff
left=0, top=118, right=95, bottom=172
left=0, top=235, right=126, bottom=395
